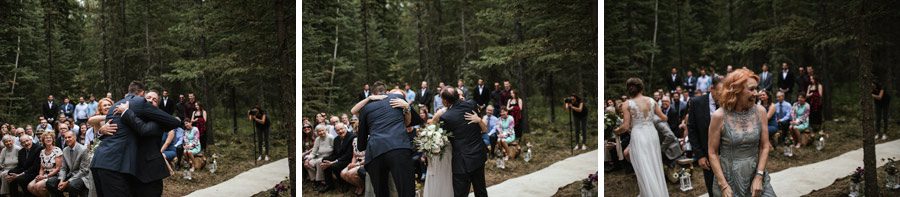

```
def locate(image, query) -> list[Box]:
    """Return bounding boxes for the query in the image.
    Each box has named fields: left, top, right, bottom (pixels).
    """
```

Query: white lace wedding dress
left=627, top=97, right=669, bottom=197
left=423, top=145, right=453, bottom=197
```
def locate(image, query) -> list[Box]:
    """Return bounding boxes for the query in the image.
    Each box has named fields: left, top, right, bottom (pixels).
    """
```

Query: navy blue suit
left=91, top=94, right=180, bottom=196
left=120, top=109, right=180, bottom=197
left=440, top=100, right=488, bottom=197
left=357, top=93, right=415, bottom=197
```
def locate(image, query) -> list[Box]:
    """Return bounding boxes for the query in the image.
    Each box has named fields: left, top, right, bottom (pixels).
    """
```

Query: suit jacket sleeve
left=10, top=150, right=26, bottom=174
left=334, top=135, right=356, bottom=166
left=58, top=152, right=68, bottom=180
left=131, top=101, right=181, bottom=131
left=121, top=110, right=165, bottom=137
left=357, top=108, right=369, bottom=152
left=324, top=137, right=343, bottom=161
left=687, top=99, right=706, bottom=159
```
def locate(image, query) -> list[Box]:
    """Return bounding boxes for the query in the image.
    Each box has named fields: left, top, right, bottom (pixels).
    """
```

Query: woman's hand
left=721, top=185, right=734, bottom=197
left=389, top=98, right=409, bottom=109
left=114, top=101, right=129, bottom=115
left=464, top=111, right=481, bottom=124
left=367, top=95, right=388, bottom=101
left=751, top=176, right=763, bottom=197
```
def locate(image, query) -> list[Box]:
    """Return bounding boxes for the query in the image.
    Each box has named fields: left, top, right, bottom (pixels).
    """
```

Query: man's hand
left=699, top=157, right=710, bottom=170
left=464, top=111, right=482, bottom=124
left=319, top=160, right=332, bottom=168
left=389, top=98, right=409, bottom=110
left=58, top=181, right=69, bottom=191
left=100, top=120, right=118, bottom=136
left=114, top=101, right=129, bottom=115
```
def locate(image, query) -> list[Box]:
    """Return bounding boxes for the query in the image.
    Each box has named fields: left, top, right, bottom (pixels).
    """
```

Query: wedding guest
left=806, top=76, right=824, bottom=133
left=491, top=82, right=503, bottom=117
left=183, top=120, right=202, bottom=173
left=161, top=127, right=179, bottom=162
left=698, top=68, right=713, bottom=94
left=496, top=108, right=516, bottom=162
left=191, top=102, right=208, bottom=150
left=507, top=89, right=524, bottom=143
left=759, top=64, right=775, bottom=92
left=86, top=96, right=98, bottom=119
left=458, top=79, right=470, bottom=100
left=433, top=87, right=444, bottom=112
left=319, top=123, right=355, bottom=193
left=304, top=125, right=333, bottom=191
left=667, top=67, right=682, bottom=92
left=416, top=81, right=433, bottom=112
left=790, top=95, right=811, bottom=148
left=873, top=82, right=892, bottom=140
left=340, top=136, right=366, bottom=196
left=568, top=94, right=588, bottom=150
left=27, top=132, right=62, bottom=197
left=661, top=97, right=682, bottom=138
left=74, top=97, right=90, bottom=125
left=358, top=84, right=371, bottom=102
left=774, top=91, right=792, bottom=145
left=46, top=131, right=89, bottom=197
left=36, top=119, right=53, bottom=135
left=60, top=97, right=76, bottom=120
left=474, top=79, right=491, bottom=111
left=405, top=83, right=416, bottom=105
left=759, top=91, right=778, bottom=141
left=796, top=67, right=810, bottom=99
left=43, top=95, right=59, bottom=123
left=684, top=70, right=697, bottom=93
left=0, top=135, right=21, bottom=196
left=7, top=135, right=40, bottom=197
left=482, top=106, right=500, bottom=158
left=778, top=63, right=795, bottom=100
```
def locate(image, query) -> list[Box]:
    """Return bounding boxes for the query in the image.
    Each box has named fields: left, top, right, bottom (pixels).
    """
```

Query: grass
left=603, top=82, right=900, bottom=196
left=804, top=164, right=900, bottom=196
left=302, top=96, right=600, bottom=196
left=162, top=115, right=291, bottom=196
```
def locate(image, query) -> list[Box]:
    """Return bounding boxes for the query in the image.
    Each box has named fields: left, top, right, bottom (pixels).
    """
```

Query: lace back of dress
left=627, top=97, right=655, bottom=123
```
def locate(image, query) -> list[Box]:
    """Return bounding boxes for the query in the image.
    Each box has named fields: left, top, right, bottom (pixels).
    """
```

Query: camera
left=564, top=97, right=574, bottom=105
left=248, top=108, right=260, bottom=117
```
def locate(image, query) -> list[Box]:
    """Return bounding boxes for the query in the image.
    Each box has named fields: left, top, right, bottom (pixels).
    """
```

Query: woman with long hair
left=192, top=102, right=208, bottom=149
left=707, top=68, right=776, bottom=197
left=506, top=89, right=524, bottom=143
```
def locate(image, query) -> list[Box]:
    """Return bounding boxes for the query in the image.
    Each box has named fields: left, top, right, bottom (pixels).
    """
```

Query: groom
left=439, top=87, right=488, bottom=197
left=687, top=79, right=718, bottom=194
left=357, top=81, right=416, bottom=197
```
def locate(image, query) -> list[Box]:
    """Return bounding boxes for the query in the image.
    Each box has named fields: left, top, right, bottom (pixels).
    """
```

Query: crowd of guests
left=0, top=88, right=223, bottom=196
left=303, top=79, right=585, bottom=195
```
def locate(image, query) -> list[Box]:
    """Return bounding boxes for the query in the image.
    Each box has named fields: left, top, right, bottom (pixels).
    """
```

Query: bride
left=615, top=78, right=669, bottom=197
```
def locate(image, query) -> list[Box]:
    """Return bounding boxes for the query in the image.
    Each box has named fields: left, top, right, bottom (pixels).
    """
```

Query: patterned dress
left=711, top=106, right=776, bottom=197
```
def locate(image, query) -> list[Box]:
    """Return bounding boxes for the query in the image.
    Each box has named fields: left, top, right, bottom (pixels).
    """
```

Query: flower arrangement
left=884, top=157, right=898, bottom=176
left=414, top=122, right=451, bottom=158
left=852, top=167, right=864, bottom=184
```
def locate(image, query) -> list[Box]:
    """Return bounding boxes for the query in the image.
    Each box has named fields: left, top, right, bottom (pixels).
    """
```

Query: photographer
left=249, top=105, right=271, bottom=161
left=566, top=94, right=588, bottom=151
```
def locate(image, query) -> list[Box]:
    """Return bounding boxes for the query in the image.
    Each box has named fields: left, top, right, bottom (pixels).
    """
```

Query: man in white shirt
left=74, top=97, right=90, bottom=125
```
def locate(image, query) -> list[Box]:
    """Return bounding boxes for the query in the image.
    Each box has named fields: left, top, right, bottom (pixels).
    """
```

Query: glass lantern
left=524, top=148, right=533, bottom=163
left=784, top=146, right=794, bottom=157
left=679, top=168, right=693, bottom=191
left=580, top=187, right=592, bottom=197
left=849, top=182, right=860, bottom=197
left=815, top=137, right=825, bottom=151
left=209, top=158, right=218, bottom=174
left=580, top=179, right=594, bottom=197
left=886, top=173, right=899, bottom=189
left=183, top=169, right=192, bottom=180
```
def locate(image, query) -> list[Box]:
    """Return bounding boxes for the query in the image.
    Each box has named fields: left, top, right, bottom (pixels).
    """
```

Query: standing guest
left=473, top=79, right=491, bottom=111
left=725, top=65, right=734, bottom=73
left=0, top=135, right=21, bottom=196
left=507, top=89, right=524, bottom=143
left=433, top=87, right=444, bottom=111
left=7, top=135, right=40, bottom=197
left=491, top=82, right=503, bottom=117
left=759, top=64, right=775, bottom=92
left=482, top=106, right=500, bottom=158
left=358, top=84, right=371, bottom=102
left=778, top=63, right=795, bottom=100
left=874, top=82, right=892, bottom=140
left=500, top=80, right=513, bottom=109
left=667, top=67, right=682, bottom=92
left=684, top=70, right=697, bottom=93
left=27, top=132, right=63, bottom=197
left=567, top=94, right=588, bottom=150
left=250, top=105, right=271, bottom=161
left=176, top=95, right=188, bottom=120
left=806, top=76, right=824, bottom=133
left=160, top=90, right=177, bottom=115
left=86, top=96, right=98, bottom=119
left=796, top=67, right=810, bottom=100
left=43, top=95, right=59, bottom=123
left=698, top=69, right=713, bottom=94
left=60, top=97, right=76, bottom=120
left=104, top=92, right=112, bottom=99
left=790, top=95, right=811, bottom=148
left=319, top=123, right=355, bottom=193
left=47, top=131, right=89, bottom=197
left=303, top=125, right=333, bottom=190
left=75, top=97, right=90, bottom=125
left=192, top=102, right=208, bottom=150
left=614, top=78, right=669, bottom=196
left=416, top=81, right=433, bottom=112
left=458, top=79, right=470, bottom=100
left=182, top=120, right=202, bottom=174
left=405, top=83, right=416, bottom=105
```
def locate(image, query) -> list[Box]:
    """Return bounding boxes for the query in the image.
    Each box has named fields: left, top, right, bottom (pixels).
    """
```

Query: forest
left=302, top=0, right=598, bottom=120
left=1, top=0, right=296, bottom=194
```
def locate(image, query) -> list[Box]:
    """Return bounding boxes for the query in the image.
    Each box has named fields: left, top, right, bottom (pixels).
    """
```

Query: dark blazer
left=357, top=90, right=371, bottom=102
left=357, top=93, right=413, bottom=163
left=60, top=103, right=75, bottom=119
left=663, top=105, right=683, bottom=138
left=10, top=144, right=42, bottom=177
left=160, top=97, right=177, bottom=115
left=473, top=85, right=491, bottom=107
left=324, top=133, right=355, bottom=168
left=667, top=74, right=682, bottom=91
left=120, top=108, right=180, bottom=183
left=687, top=94, right=713, bottom=160
left=683, top=76, right=697, bottom=92
left=440, top=100, right=487, bottom=174
left=43, top=101, right=59, bottom=121
left=778, top=69, right=795, bottom=93
left=416, top=88, right=433, bottom=110
left=91, top=94, right=180, bottom=176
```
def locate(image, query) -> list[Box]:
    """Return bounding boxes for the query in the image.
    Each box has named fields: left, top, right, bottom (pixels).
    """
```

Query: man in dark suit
left=683, top=70, right=697, bottom=94
left=661, top=97, right=683, bottom=138
left=416, top=81, right=433, bottom=112
left=115, top=90, right=180, bottom=197
left=43, top=95, right=59, bottom=123
left=6, top=135, right=42, bottom=197
left=47, top=130, right=90, bottom=197
left=778, top=62, right=795, bottom=100
left=60, top=97, right=76, bottom=120
left=357, top=81, right=415, bottom=197
left=160, top=90, right=177, bottom=115
left=91, top=81, right=181, bottom=196
left=357, top=84, right=371, bottom=101
left=473, top=79, right=491, bottom=112
left=319, top=123, right=355, bottom=192
left=439, top=87, right=488, bottom=197
left=688, top=79, right=718, bottom=194
left=667, top=67, right=682, bottom=92
left=491, top=82, right=503, bottom=117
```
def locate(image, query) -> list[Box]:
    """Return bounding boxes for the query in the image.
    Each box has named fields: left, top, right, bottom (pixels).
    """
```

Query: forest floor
left=302, top=101, right=599, bottom=196
left=604, top=117, right=900, bottom=196
left=805, top=164, right=900, bottom=196
left=162, top=119, right=291, bottom=196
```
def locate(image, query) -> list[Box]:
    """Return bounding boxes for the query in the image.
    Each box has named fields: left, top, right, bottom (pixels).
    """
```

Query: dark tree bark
left=855, top=0, right=879, bottom=196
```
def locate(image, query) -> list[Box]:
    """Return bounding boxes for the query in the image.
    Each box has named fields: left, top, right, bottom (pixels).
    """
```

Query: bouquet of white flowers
left=415, top=123, right=451, bottom=158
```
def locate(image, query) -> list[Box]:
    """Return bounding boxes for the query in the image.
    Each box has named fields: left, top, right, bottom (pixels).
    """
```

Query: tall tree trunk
left=459, top=0, right=468, bottom=76
left=362, top=0, right=369, bottom=83
left=274, top=0, right=295, bottom=194
left=855, top=0, right=879, bottom=196
left=328, top=2, right=340, bottom=110
left=514, top=3, right=529, bottom=139
left=44, top=0, right=54, bottom=93
left=415, top=2, right=428, bottom=83
left=648, top=0, right=658, bottom=91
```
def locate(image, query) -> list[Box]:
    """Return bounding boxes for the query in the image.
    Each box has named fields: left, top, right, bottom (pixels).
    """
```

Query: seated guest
left=790, top=94, right=811, bottom=148
left=162, top=127, right=180, bottom=162
left=319, top=123, right=355, bottom=193
left=482, top=106, right=500, bottom=157
left=304, top=125, right=333, bottom=191
left=496, top=108, right=516, bottom=162
left=35, top=120, right=53, bottom=135
left=759, top=91, right=778, bottom=139
left=183, top=120, right=202, bottom=173
left=0, top=135, right=22, bottom=196
left=774, top=91, right=793, bottom=145
left=340, top=136, right=366, bottom=196
left=27, top=132, right=62, bottom=196
left=47, top=131, right=89, bottom=196
left=6, top=135, right=41, bottom=197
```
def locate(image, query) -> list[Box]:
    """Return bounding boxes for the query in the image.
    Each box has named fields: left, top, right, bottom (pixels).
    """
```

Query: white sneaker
left=265, top=156, right=270, bottom=161
left=581, top=145, right=587, bottom=150
left=257, top=156, right=263, bottom=161
left=573, top=146, right=579, bottom=151
left=882, top=135, right=888, bottom=140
